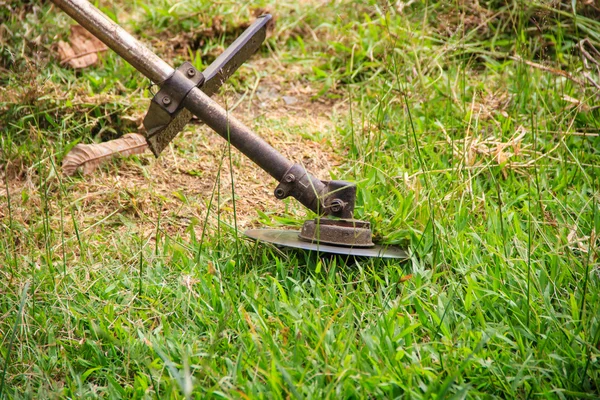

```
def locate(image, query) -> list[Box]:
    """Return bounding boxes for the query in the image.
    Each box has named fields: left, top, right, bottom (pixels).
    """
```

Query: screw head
left=284, top=174, right=295, bottom=183
left=162, top=96, right=171, bottom=105
left=330, top=199, right=344, bottom=213
left=187, top=68, right=196, bottom=77
left=274, top=188, right=286, bottom=199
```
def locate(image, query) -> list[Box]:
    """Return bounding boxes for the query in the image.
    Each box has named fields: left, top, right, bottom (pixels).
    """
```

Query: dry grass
left=1, top=57, right=345, bottom=253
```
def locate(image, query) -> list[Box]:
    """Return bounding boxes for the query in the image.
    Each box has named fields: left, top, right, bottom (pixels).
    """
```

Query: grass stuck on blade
left=1, top=0, right=600, bottom=398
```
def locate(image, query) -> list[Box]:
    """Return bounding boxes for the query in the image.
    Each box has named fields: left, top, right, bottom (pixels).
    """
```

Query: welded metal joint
left=274, top=163, right=326, bottom=214
left=274, top=164, right=356, bottom=219
left=143, top=62, right=205, bottom=156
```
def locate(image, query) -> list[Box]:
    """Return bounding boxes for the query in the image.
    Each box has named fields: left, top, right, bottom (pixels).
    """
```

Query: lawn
left=1, top=0, right=599, bottom=398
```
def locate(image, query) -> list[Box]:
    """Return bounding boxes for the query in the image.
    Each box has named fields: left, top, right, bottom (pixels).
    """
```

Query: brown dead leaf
left=495, top=145, right=508, bottom=165
left=57, top=25, right=107, bottom=69
left=562, top=94, right=591, bottom=112
left=62, top=133, right=149, bottom=176
left=567, top=224, right=590, bottom=253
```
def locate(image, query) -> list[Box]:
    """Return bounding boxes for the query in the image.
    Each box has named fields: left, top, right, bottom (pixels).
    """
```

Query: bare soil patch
left=1, top=60, right=347, bottom=249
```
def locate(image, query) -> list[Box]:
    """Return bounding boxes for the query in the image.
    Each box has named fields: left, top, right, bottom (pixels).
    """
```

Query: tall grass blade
left=0, top=281, right=31, bottom=399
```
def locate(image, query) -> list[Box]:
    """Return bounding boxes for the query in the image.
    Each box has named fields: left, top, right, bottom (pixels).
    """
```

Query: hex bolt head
left=330, top=199, right=344, bottom=213
left=274, top=188, right=286, bottom=199
left=284, top=174, right=295, bottom=183
left=162, top=96, right=171, bottom=105
left=187, top=68, right=196, bottom=77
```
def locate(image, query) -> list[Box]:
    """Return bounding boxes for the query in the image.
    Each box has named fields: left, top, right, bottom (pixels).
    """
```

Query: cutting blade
left=245, top=229, right=408, bottom=259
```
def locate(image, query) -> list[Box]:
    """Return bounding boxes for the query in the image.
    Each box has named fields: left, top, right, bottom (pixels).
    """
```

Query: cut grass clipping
left=1, top=0, right=599, bottom=398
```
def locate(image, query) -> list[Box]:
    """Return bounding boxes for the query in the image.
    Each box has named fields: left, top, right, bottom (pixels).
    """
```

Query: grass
left=1, top=0, right=599, bottom=398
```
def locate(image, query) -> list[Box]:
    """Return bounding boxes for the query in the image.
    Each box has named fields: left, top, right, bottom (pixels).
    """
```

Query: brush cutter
left=50, top=0, right=407, bottom=259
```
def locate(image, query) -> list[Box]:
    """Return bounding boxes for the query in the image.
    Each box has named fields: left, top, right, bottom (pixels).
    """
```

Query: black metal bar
left=182, top=88, right=294, bottom=181
left=202, top=14, right=272, bottom=96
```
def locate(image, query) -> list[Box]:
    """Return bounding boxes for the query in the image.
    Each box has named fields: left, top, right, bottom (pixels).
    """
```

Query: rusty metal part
left=181, top=87, right=294, bottom=180
left=245, top=229, right=408, bottom=259
left=143, top=15, right=272, bottom=156
left=143, top=62, right=205, bottom=155
left=274, top=163, right=326, bottom=214
left=299, top=218, right=374, bottom=247
left=274, top=165, right=356, bottom=218
left=322, top=180, right=356, bottom=219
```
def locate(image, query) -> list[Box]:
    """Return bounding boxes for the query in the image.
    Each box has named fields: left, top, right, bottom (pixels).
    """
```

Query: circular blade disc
left=245, top=229, right=408, bottom=259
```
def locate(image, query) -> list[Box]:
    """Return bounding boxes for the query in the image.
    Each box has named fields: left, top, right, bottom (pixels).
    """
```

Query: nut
left=274, top=188, right=286, bottom=199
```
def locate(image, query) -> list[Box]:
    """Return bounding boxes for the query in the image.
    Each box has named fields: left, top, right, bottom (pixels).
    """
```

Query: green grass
left=1, top=0, right=599, bottom=398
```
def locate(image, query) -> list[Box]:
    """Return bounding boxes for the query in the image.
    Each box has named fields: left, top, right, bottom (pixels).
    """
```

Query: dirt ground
left=1, top=58, right=347, bottom=247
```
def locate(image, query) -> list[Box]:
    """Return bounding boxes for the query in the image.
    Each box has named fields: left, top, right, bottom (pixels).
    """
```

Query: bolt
left=284, top=174, right=295, bottom=183
left=274, top=188, right=286, bottom=199
left=187, top=68, right=196, bottom=77
left=330, top=199, right=344, bottom=213
left=162, top=96, right=171, bottom=105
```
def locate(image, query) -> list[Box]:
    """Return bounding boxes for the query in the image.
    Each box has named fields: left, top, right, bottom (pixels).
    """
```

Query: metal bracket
left=143, top=62, right=205, bottom=156
left=142, top=15, right=272, bottom=157
left=274, top=163, right=325, bottom=214
left=274, top=163, right=356, bottom=219
left=322, top=180, right=356, bottom=219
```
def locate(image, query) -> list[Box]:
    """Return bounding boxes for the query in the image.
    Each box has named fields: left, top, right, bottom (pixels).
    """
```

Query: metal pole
left=183, top=89, right=293, bottom=180
left=51, top=0, right=173, bottom=83
left=50, top=0, right=295, bottom=181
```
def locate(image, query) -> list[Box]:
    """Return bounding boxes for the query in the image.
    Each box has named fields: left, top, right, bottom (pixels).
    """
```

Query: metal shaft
left=183, top=90, right=293, bottom=180
left=51, top=0, right=173, bottom=83
left=51, top=0, right=293, bottom=180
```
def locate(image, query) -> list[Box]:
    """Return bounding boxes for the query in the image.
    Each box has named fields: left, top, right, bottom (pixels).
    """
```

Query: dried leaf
left=562, top=94, right=591, bottom=112
left=57, top=25, right=108, bottom=69
left=495, top=145, right=508, bottom=165
left=62, top=133, right=149, bottom=176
